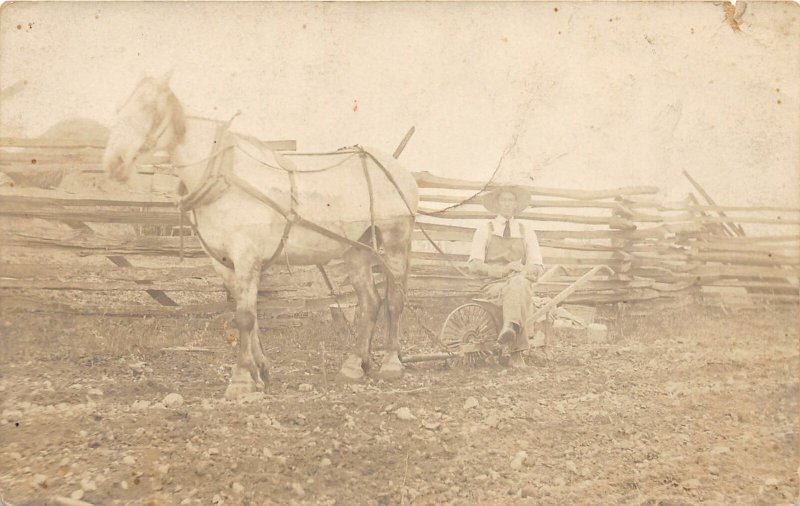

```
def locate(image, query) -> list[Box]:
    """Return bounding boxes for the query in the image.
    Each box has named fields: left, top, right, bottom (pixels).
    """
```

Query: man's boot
left=508, top=351, right=527, bottom=368
left=497, top=322, right=519, bottom=345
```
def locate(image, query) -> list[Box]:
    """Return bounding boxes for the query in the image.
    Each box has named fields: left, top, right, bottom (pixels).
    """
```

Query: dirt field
left=0, top=304, right=797, bottom=506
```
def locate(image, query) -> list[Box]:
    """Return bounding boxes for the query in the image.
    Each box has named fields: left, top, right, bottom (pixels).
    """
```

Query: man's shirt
left=468, top=216, right=544, bottom=266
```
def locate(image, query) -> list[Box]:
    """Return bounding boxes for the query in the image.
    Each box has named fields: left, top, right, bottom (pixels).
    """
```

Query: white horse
left=103, top=73, right=419, bottom=399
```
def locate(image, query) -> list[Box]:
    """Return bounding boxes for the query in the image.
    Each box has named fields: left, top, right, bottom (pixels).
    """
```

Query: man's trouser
left=481, top=273, right=533, bottom=353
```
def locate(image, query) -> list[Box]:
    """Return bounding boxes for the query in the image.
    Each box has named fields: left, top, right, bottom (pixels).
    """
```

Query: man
left=468, top=184, right=545, bottom=368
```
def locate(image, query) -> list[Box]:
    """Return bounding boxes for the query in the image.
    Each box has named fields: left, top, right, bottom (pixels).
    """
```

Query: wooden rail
left=1, top=151, right=798, bottom=315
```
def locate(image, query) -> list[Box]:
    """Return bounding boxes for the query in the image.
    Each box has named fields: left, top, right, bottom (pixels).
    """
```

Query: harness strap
left=273, top=149, right=299, bottom=173
left=317, top=264, right=336, bottom=295
left=284, top=166, right=299, bottom=268
left=174, top=117, right=300, bottom=270
left=172, top=144, right=234, bottom=171
left=263, top=182, right=297, bottom=269
left=360, top=151, right=392, bottom=326
left=173, top=139, right=416, bottom=287
left=237, top=137, right=358, bottom=173
left=362, top=149, right=472, bottom=279
left=258, top=219, right=292, bottom=269
left=179, top=124, right=232, bottom=212
left=177, top=123, right=237, bottom=269
left=253, top=150, right=299, bottom=270
left=187, top=209, right=235, bottom=270
left=361, top=152, right=380, bottom=253
left=485, top=220, right=494, bottom=259
left=224, top=168, right=399, bottom=286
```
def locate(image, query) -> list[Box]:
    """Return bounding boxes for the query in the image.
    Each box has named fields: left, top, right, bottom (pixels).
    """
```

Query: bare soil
left=0, top=305, right=797, bottom=506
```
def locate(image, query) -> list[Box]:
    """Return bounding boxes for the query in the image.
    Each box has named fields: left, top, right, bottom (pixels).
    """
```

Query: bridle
left=127, top=107, right=176, bottom=170
left=139, top=109, right=175, bottom=156
left=121, top=85, right=179, bottom=168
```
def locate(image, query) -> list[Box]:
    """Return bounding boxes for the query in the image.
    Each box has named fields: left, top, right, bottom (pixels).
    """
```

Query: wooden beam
left=0, top=205, right=181, bottom=225
left=687, top=192, right=732, bottom=237
left=0, top=137, right=106, bottom=149
left=0, top=137, right=296, bottom=152
left=420, top=194, right=623, bottom=210
left=0, top=193, right=174, bottom=208
left=413, top=171, right=659, bottom=200
left=105, top=255, right=179, bottom=306
left=418, top=207, right=638, bottom=227
left=683, top=170, right=746, bottom=236
left=393, top=126, right=415, bottom=159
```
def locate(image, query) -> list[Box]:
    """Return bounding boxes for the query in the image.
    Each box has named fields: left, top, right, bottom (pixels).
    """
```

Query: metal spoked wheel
left=439, top=303, right=500, bottom=366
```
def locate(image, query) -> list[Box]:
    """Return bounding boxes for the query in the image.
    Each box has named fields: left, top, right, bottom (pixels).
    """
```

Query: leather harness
left=174, top=121, right=413, bottom=285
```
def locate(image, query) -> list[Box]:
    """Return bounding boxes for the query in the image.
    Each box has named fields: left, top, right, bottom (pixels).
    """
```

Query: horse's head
left=103, top=71, right=186, bottom=182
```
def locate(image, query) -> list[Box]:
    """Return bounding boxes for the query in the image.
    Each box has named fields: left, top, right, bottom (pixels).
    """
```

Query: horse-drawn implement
left=401, top=264, right=615, bottom=366
left=102, top=72, right=617, bottom=398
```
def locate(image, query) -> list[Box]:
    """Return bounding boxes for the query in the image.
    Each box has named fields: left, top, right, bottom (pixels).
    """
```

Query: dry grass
left=3, top=301, right=796, bottom=364
left=621, top=303, right=798, bottom=346
left=0, top=312, right=222, bottom=363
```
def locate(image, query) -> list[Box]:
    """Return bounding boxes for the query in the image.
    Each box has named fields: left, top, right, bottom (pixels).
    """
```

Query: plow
left=399, top=264, right=615, bottom=366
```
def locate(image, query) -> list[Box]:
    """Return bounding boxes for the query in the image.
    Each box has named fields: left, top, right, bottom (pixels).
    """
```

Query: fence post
left=610, top=198, right=635, bottom=336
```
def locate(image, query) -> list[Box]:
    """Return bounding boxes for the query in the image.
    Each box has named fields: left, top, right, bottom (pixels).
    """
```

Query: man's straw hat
left=481, top=184, right=531, bottom=215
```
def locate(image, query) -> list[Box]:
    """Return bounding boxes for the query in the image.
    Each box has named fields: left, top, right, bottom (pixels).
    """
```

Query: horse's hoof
left=224, top=380, right=259, bottom=400
left=255, top=364, right=270, bottom=386
left=225, top=364, right=263, bottom=399
left=375, top=365, right=404, bottom=380
left=337, top=369, right=364, bottom=383
left=375, top=357, right=404, bottom=380
left=337, top=355, right=365, bottom=383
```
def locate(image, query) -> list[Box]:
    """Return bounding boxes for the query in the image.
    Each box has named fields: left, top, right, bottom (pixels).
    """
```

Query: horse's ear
left=159, top=69, right=174, bottom=88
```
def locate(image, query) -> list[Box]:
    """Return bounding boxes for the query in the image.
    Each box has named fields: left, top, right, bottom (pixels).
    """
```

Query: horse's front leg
left=338, top=249, right=381, bottom=382
left=224, top=258, right=268, bottom=400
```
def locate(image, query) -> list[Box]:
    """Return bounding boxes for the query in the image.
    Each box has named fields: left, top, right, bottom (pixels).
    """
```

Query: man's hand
left=486, top=262, right=535, bottom=279
left=487, top=265, right=508, bottom=278
left=508, top=261, right=525, bottom=273
left=525, top=265, right=545, bottom=282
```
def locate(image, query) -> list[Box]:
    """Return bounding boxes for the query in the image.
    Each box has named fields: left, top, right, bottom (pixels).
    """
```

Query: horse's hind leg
left=338, top=248, right=381, bottom=382
left=214, top=257, right=268, bottom=400
left=375, top=221, right=413, bottom=380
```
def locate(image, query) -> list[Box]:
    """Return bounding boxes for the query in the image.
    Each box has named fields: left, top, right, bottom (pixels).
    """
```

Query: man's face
left=498, top=191, right=517, bottom=219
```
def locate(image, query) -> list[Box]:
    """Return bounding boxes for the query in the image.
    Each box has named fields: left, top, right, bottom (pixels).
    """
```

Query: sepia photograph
left=0, top=1, right=798, bottom=504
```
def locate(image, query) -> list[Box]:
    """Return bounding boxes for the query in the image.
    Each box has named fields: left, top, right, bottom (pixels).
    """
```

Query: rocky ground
left=0, top=305, right=797, bottom=505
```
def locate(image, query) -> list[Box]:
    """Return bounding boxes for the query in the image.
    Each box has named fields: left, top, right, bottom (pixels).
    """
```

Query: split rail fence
left=1, top=138, right=798, bottom=322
